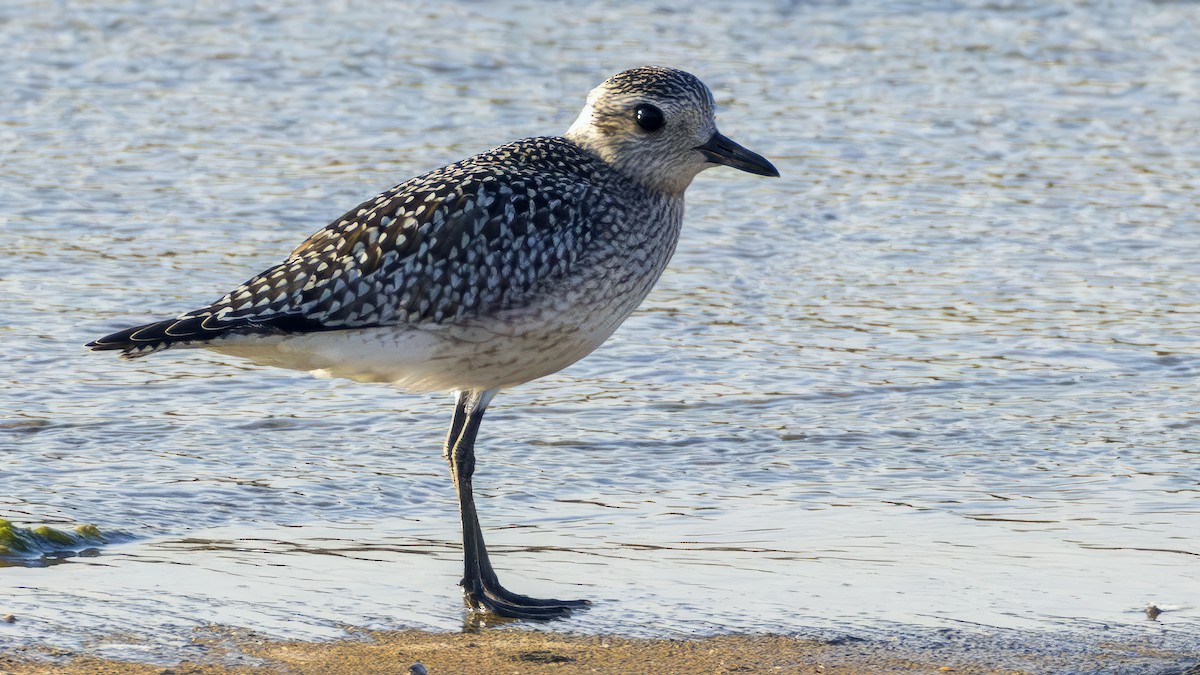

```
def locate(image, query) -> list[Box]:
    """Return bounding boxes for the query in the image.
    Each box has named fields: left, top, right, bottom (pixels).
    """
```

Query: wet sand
left=4, top=626, right=1197, bottom=674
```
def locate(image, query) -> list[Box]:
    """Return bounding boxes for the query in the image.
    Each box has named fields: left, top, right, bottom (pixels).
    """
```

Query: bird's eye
left=634, top=104, right=665, bottom=132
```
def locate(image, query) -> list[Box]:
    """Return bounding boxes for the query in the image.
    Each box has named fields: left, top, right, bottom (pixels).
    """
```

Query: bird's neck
left=563, top=132, right=698, bottom=198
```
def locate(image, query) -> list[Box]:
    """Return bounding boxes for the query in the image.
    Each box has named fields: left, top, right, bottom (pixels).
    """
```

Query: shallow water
left=2, top=0, right=1199, bottom=668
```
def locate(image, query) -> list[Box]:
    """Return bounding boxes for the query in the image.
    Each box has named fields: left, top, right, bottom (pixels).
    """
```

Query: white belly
left=205, top=294, right=634, bottom=392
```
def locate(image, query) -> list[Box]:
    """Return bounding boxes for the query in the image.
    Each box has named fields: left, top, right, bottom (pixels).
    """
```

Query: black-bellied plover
left=88, top=66, right=778, bottom=619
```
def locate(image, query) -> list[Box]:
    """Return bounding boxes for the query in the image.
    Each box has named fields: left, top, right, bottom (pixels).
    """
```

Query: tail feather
left=86, top=313, right=340, bottom=358
left=86, top=316, right=230, bottom=358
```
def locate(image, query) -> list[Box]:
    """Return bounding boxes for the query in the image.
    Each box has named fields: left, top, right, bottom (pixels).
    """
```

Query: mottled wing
left=87, top=139, right=613, bottom=357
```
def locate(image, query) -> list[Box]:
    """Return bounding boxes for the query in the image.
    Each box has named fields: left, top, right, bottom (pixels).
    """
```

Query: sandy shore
left=4, top=626, right=1198, bottom=674
left=0, top=630, right=937, bottom=674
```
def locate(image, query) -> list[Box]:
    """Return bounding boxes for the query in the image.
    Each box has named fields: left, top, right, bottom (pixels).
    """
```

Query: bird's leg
left=446, top=390, right=589, bottom=619
left=443, top=392, right=471, bottom=463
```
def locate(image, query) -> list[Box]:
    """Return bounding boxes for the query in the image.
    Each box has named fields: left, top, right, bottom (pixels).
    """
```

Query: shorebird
left=87, top=66, right=779, bottom=619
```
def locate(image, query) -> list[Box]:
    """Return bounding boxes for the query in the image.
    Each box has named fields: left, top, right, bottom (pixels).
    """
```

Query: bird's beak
left=696, top=131, right=780, bottom=177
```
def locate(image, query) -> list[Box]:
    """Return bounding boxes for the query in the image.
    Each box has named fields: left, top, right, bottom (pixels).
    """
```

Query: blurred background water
left=2, top=0, right=1198, bottom=667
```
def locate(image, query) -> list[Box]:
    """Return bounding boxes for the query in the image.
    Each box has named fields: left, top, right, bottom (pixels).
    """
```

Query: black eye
left=634, top=104, right=665, bottom=132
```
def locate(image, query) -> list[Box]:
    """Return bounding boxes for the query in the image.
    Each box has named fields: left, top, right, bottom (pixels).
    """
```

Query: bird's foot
left=462, top=579, right=589, bottom=620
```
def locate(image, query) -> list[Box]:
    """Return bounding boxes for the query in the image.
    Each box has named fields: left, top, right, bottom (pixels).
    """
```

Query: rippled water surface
left=3, top=0, right=1198, bottom=667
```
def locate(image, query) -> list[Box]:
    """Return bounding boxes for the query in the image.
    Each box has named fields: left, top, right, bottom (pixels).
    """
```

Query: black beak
left=696, top=131, right=780, bottom=177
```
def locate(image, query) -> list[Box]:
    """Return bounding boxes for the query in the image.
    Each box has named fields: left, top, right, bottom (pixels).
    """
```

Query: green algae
left=0, top=518, right=108, bottom=559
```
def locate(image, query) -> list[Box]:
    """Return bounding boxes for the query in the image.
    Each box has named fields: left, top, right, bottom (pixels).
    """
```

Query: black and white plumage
left=88, top=66, right=778, bottom=619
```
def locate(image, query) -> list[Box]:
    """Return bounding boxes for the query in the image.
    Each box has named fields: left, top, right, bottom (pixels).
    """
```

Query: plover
left=88, top=66, right=779, bottom=619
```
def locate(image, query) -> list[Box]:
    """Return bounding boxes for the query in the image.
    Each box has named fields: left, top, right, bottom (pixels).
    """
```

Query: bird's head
left=566, top=66, right=779, bottom=195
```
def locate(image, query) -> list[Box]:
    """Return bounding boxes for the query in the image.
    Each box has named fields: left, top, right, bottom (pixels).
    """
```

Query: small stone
left=1145, top=604, right=1162, bottom=620
left=1, top=615, right=14, bottom=623
left=409, top=663, right=428, bottom=675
